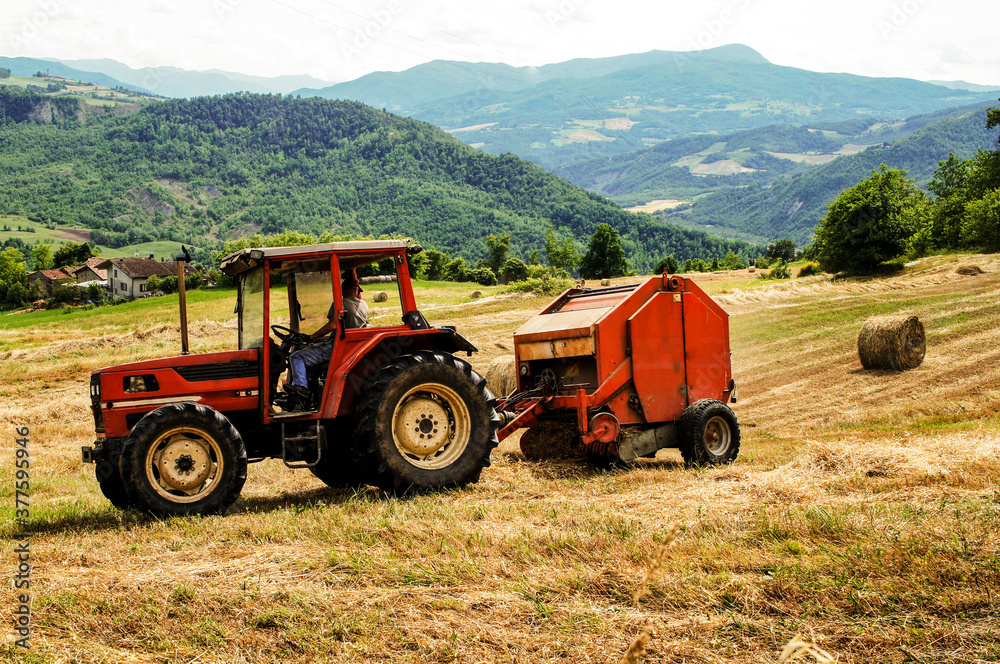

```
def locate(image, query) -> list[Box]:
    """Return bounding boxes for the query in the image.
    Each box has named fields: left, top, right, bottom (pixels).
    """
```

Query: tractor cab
left=222, top=240, right=424, bottom=417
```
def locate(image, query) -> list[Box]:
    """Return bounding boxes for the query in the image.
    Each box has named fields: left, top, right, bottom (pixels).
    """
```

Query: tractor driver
left=284, top=276, right=369, bottom=407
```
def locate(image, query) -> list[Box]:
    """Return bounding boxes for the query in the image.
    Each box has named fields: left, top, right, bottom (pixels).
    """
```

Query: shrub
left=797, top=262, right=822, bottom=277
left=51, top=284, right=81, bottom=304
left=501, top=277, right=574, bottom=296
left=758, top=260, right=791, bottom=280
left=471, top=267, right=497, bottom=286
left=499, top=257, right=529, bottom=284
left=654, top=254, right=679, bottom=274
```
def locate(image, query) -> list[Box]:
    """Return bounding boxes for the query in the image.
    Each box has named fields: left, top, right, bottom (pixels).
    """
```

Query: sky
left=3, top=0, right=998, bottom=86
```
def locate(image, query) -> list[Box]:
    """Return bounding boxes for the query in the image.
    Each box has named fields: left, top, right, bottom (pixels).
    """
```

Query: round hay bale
left=748, top=266, right=756, bottom=273
left=600, top=278, right=611, bottom=286
left=372, top=291, right=388, bottom=303
left=485, top=356, right=518, bottom=398
left=469, top=290, right=482, bottom=300
left=857, top=315, right=926, bottom=370
left=955, top=264, right=984, bottom=276
left=519, top=421, right=580, bottom=460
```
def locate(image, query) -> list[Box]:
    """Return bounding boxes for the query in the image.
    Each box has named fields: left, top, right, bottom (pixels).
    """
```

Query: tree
left=0, top=68, right=10, bottom=79
left=484, top=232, right=511, bottom=275
left=0, top=247, right=29, bottom=305
left=53, top=242, right=96, bottom=268
left=766, top=239, right=796, bottom=263
left=499, top=257, right=529, bottom=284
left=421, top=248, right=450, bottom=281
left=654, top=254, right=679, bottom=274
left=813, top=166, right=928, bottom=273
left=579, top=224, right=628, bottom=279
left=719, top=252, right=746, bottom=271
left=962, top=189, right=1000, bottom=251
left=545, top=229, right=581, bottom=273
left=30, top=244, right=54, bottom=270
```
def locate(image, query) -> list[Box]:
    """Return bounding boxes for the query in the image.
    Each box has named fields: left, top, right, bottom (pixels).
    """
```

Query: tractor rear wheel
left=679, top=399, right=740, bottom=468
left=120, top=403, right=247, bottom=517
left=353, top=352, right=499, bottom=494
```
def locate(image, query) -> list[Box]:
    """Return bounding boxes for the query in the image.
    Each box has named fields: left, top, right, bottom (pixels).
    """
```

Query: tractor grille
left=175, top=361, right=258, bottom=382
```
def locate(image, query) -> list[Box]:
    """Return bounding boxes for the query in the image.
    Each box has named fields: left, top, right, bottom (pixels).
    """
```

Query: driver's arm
left=310, top=315, right=337, bottom=340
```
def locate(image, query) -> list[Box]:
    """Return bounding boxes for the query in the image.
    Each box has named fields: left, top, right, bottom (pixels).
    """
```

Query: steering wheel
left=271, top=325, right=311, bottom=344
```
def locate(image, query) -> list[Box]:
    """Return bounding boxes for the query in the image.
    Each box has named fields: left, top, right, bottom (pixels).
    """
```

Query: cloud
left=150, top=0, right=178, bottom=14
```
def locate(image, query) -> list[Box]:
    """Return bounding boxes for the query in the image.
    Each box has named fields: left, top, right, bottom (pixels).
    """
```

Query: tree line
left=812, top=102, right=1000, bottom=273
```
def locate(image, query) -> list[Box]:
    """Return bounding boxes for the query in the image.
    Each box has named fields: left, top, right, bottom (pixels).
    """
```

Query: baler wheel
left=353, top=352, right=499, bottom=494
left=679, top=399, right=740, bottom=468
left=120, top=403, right=247, bottom=516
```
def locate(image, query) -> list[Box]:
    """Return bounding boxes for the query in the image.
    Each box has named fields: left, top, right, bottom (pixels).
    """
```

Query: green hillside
left=666, top=102, right=1000, bottom=243
left=0, top=91, right=757, bottom=271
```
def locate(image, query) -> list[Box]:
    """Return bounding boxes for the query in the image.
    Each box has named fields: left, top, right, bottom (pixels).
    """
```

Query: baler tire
left=679, top=399, right=740, bottom=468
left=95, top=459, right=134, bottom=510
left=353, top=352, right=499, bottom=495
left=120, top=403, right=247, bottom=517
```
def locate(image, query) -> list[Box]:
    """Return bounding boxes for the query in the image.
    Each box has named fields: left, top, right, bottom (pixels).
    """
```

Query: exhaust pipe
left=176, top=246, right=192, bottom=355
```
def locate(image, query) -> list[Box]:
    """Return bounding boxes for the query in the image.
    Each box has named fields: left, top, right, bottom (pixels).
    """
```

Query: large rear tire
left=353, top=352, right=499, bottom=494
left=120, top=403, right=247, bottom=517
left=679, top=399, right=740, bottom=468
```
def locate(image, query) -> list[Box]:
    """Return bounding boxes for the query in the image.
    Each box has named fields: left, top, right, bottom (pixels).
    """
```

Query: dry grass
left=2, top=254, right=1000, bottom=662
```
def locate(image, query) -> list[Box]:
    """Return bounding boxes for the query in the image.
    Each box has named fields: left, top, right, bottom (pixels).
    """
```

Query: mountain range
left=0, top=56, right=332, bottom=98
left=3, top=45, right=1000, bottom=249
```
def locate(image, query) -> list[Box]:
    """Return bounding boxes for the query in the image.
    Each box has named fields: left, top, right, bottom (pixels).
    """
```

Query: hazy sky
left=4, top=0, right=998, bottom=86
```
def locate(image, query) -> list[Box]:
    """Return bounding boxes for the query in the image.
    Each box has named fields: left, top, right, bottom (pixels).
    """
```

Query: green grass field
left=1, top=216, right=188, bottom=262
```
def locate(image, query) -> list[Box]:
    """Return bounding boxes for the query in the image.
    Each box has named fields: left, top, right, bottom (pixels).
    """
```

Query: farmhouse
left=27, top=267, right=75, bottom=296
left=97, top=256, right=188, bottom=299
left=69, top=256, right=109, bottom=285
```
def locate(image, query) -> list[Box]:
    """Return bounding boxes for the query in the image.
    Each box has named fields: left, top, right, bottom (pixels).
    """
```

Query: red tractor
left=83, top=241, right=739, bottom=517
left=83, top=240, right=499, bottom=516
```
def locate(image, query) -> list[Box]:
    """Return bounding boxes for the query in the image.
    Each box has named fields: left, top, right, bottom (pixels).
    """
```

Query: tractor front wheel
left=353, top=352, right=499, bottom=494
left=95, top=457, right=133, bottom=510
left=679, top=399, right=740, bottom=468
left=120, top=403, right=247, bottom=517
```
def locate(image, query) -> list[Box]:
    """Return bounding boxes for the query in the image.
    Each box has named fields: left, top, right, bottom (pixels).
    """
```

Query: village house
left=98, top=256, right=190, bottom=299
left=27, top=267, right=76, bottom=296
left=69, top=256, right=109, bottom=285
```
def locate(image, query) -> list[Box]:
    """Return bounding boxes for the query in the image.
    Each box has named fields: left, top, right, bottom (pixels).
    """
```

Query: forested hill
left=672, top=102, right=1000, bottom=243
left=0, top=93, right=754, bottom=270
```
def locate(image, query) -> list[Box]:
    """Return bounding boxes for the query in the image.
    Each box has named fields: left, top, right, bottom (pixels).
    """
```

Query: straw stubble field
left=2, top=258, right=999, bottom=663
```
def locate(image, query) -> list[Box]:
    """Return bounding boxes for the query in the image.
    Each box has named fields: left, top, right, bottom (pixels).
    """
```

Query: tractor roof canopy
left=220, top=240, right=412, bottom=276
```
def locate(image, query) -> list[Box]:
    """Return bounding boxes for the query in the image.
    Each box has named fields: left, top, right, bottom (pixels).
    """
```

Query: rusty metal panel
left=628, top=292, right=687, bottom=423
left=682, top=291, right=732, bottom=403
left=514, top=307, right=611, bottom=343
left=555, top=290, right=634, bottom=312
left=518, top=336, right=596, bottom=361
